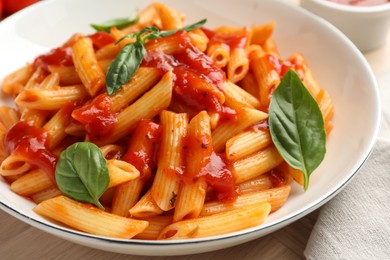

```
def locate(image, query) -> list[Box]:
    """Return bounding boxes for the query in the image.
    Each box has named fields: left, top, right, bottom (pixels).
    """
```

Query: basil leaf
left=55, top=142, right=109, bottom=209
left=91, top=14, right=138, bottom=32
left=106, top=41, right=146, bottom=95
left=158, top=19, right=207, bottom=38
left=106, top=19, right=207, bottom=95
left=269, top=69, right=326, bottom=190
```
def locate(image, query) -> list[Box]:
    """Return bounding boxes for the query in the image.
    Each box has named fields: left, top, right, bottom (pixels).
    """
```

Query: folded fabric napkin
left=304, top=72, right=390, bottom=259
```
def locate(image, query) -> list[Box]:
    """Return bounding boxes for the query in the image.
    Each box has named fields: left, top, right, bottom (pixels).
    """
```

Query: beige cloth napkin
left=304, top=72, right=390, bottom=259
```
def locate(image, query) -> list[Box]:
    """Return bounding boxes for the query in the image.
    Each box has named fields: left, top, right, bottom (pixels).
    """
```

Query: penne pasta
left=201, top=185, right=291, bottom=216
left=34, top=196, right=149, bottom=238
left=151, top=111, right=188, bottom=211
left=159, top=202, right=271, bottom=239
left=10, top=169, right=53, bottom=196
left=174, top=111, right=211, bottom=222
left=129, top=190, right=164, bottom=219
left=226, top=129, right=271, bottom=161
left=232, top=145, right=284, bottom=184
left=72, top=37, right=106, bottom=96
left=212, top=107, right=268, bottom=152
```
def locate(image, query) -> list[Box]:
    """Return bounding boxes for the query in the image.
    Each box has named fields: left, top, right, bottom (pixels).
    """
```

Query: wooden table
left=1, top=1, right=389, bottom=259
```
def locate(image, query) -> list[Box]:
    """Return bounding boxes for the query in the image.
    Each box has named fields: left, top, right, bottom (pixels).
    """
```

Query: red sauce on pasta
left=122, top=120, right=161, bottom=181
left=72, top=94, right=117, bottom=141
left=88, top=32, right=115, bottom=49
left=181, top=132, right=237, bottom=202
left=199, top=152, right=238, bottom=202
left=203, top=27, right=250, bottom=49
left=3, top=121, right=57, bottom=184
left=33, top=46, right=73, bottom=73
left=269, top=168, right=286, bottom=188
left=143, top=31, right=237, bottom=121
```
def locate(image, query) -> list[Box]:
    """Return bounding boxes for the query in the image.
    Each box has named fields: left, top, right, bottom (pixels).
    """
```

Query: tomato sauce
left=122, top=120, right=161, bottom=181
left=88, top=32, right=115, bottom=49
left=72, top=94, right=117, bottom=141
left=33, top=46, right=73, bottom=73
left=142, top=31, right=227, bottom=115
left=198, top=152, right=238, bottom=202
left=203, top=27, right=250, bottom=50
left=3, top=121, right=57, bottom=184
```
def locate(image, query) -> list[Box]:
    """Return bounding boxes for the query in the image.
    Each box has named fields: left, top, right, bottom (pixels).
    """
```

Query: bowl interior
left=0, top=0, right=380, bottom=255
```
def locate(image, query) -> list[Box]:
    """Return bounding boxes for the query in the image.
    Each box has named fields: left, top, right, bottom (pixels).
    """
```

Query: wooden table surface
left=1, top=1, right=390, bottom=259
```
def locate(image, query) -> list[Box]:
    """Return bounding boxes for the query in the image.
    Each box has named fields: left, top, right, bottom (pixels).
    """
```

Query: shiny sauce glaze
left=72, top=94, right=117, bottom=141
left=122, top=119, right=162, bottom=182
left=143, top=30, right=238, bottom=122
left=183, top=131, right=238, bottom=202
left=202, top=26, right=251, bottom=50
left=3, top=121, right=57, bottom=184
left=33, top=32, right=113, bottom=72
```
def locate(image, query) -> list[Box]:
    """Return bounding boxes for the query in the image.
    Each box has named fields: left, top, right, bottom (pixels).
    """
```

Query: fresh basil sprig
left=55, top=142, right=110, bottom=210
left=106, top=19, right=207, bottom=95
left=269, top=69, right=326, bottom=190
left=91, top=13, right=139, bottom=32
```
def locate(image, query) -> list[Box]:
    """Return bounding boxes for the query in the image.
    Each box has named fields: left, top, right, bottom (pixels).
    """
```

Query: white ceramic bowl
left=300, top=0, right=390, bottom=52
left=0, top=0, right=381, bottom=256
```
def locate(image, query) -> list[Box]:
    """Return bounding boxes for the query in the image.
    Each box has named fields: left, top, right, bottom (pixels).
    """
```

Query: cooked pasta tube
left=226, top=130, right=271, bottom=161
left=250, top=22, right=275, bottom=45
left=212, top=107, right=268, bottom=152
left=15, top=85, right=87, bottom=110
left=223, top=81, right=261, bottom=110
left=72, top=37, right=106, bottom=96
left=2, top=64, right=34, bottom=95
left=134, top=216, right=173, bottom=240
left=228, top=48, right=249, bottom=83
left=109, top=67, right=162, bottom=112
left=99, top=144, right=125, bottom=159
left=207, top=43, right=230, bottom=68
left=129, top=190, right=164, bottom=219
left=158, top=202, right=271, bottom=239
left=153, top=2, right=183, bottom=30
left=0, top=106, right=19, bottom=130
left=43, top=104, right=75, bottom=149
left=112, top=178, right=144, bottom=217
left=34, top=195, right=149, bottom=239
left=174, top=111, right=211, bottom=222
left=232, top=145, right=283, bottom=184
left=250, top=55, right=281, bottom=109
left=31, top=187, right=63, bottom=204
left=10, top=169, right=52, bottom=196
left=238, top=71, right=259, bottom=98
left=106, top=159, right=140, bottom=188
left=151, top=111, right=188, bottom=211
left=0, top=154, right=32, bottom=176
left=95, top=71, right=172, bottom=146
left=200, top=185, right=290, bottom=216
left=238, top=174, right=273, bottom=194
left=188, top=29, right=209, bottom=52
left=112, top=119, right=161, bottom=217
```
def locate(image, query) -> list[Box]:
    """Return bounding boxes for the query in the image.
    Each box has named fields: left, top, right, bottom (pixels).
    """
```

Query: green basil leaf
left=91, top=13, right=138, bottom=32
left=158, top=19, right=207, bottom=38
left=55, top=142, right=109, bottom=209
left=269, top=69, right=326, bottom=190
left=105, top=19, right=206, bottom=95
left=106, top=41, right=146, bottom=95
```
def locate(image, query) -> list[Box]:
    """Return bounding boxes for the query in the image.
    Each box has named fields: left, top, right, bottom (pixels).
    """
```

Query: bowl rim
left=304, top=0, right=390, bottom=14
